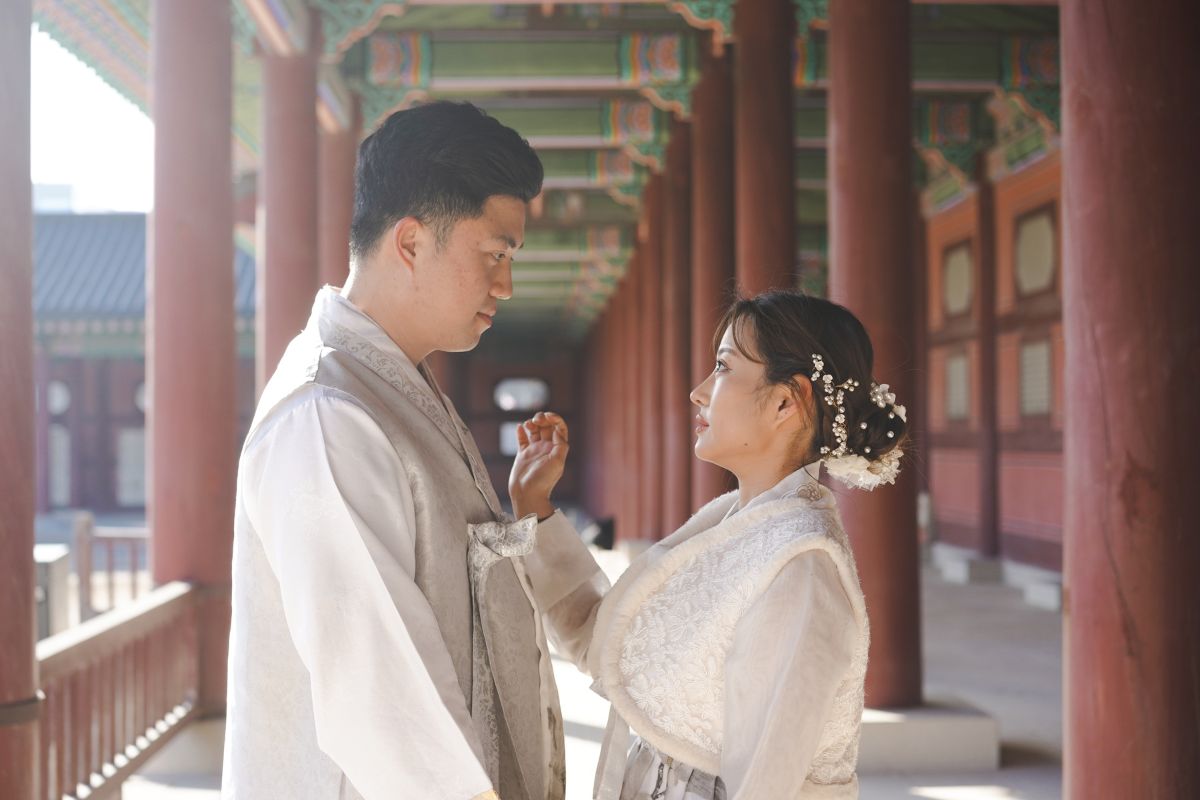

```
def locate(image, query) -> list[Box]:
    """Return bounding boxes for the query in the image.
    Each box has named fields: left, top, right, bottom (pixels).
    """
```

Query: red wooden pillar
left=1062, top=1, right=1200, bottom=795
left=639, top=178, right=665, bottom=541
left=593, top=306, right=607, bottom=521
left=607, top=284, right=621, bottom=534
left=609, top=281, right=622, bottom=535
left=973, top=160, right=999, bottom=557
left=607, top=287, right=627, bottom=533
left=149, top=0, right=237, bottom=713
left=828, top=0, right=922, bottom=708
left=580, top=317, right=596, bottom=515
left=607, top=307, right=617, bottom=521
left=257, top=36, right=319, bottom=391
left=910, top=193, right=930, bottom=499
left=661, top=122, right=693, bottom=535
left=605, top=306, right=619, bottom=523
left=734, top=0, right=795, bottom=294
left=0, top=1, right=39, bottom=794
left=690, top=48, right=736, bottom=510
left=584, top=316, right=606, bottom=517
left=619, top=262, right=641, bottom=542
left=318, top=98, right=360, bottom=289
left=596, top=310, right=608, bottom=519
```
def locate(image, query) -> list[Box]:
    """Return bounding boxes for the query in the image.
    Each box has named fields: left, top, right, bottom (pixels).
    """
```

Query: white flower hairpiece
left=870, top=382, right=907, bottom=423
left=809, top=354, right=907, bottom=491
left=824, top=447, right=904, bottom=491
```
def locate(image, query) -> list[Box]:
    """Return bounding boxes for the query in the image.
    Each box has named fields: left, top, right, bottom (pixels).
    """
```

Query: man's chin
left=442, top=331, right=485, bottom=354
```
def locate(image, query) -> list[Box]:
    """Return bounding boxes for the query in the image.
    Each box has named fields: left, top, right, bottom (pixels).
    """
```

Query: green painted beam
left=353, top=30, right=698, bottom=87
left=320, top=1, right=691, bottom=58
left=796, top=189, right=828, bottom=225
left=522, top=225, right=632, bottom=253
left=794, top=150, right=827, bottom=182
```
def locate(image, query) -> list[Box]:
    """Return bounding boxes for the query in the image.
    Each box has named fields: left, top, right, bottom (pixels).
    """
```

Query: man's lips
left=476, top=311, right=495, bottom=327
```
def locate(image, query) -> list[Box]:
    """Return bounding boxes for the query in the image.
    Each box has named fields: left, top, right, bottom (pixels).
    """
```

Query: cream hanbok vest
left=589, top=478, right=869, bottom=798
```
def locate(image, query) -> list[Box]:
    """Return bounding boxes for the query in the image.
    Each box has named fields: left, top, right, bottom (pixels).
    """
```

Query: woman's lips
left=694, top=414, right=709, bottom=435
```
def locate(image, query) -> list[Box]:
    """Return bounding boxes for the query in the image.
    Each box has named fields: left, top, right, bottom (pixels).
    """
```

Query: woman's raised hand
left=508, top=411, right=570, bottom=521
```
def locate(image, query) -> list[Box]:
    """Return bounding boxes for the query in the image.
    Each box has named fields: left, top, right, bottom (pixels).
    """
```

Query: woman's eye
left=714, top=360, right=728, bottom=373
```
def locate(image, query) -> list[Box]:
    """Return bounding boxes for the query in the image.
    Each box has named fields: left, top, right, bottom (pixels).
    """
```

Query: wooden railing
left=73, top=513, right=151, bottom=621
left=36, top=582, right=201, bottom=800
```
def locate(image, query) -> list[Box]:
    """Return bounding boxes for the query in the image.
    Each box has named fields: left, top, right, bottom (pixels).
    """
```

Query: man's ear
left=391, top=217, right=423, bottom=273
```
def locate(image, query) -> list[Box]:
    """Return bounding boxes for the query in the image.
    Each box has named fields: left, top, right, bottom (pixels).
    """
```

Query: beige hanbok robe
left=223, top=288, right=595, bottom=799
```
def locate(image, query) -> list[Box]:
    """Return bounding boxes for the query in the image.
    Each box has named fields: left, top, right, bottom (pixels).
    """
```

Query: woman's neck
left=733, top=463, right=794, bottom=509
left=729, top=430, right=815, bottom=510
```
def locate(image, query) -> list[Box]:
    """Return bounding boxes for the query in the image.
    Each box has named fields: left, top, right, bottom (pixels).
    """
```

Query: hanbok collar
left=721, top=461, right=825, bottom=521
left=310, top=286, right=447, bottom=422
left=309, top=288, right=500, bottom=509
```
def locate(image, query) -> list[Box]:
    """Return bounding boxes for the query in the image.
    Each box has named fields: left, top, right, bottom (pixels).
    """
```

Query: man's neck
left=340, top=272, right=430, bottom=365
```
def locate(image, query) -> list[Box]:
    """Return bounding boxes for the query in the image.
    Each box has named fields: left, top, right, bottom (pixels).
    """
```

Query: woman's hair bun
left=842, top=390, right=907, bottom=461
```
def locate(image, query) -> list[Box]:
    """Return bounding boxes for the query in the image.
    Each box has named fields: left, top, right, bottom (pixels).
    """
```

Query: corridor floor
left=124, top=554, right=1063, bottom=800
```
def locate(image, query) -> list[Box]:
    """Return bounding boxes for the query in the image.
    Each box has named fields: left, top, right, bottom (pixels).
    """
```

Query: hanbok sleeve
left=522, top=511, right=610, bottom=671
left=241, top=387, right=492, bottom=800
left=719, top=550, right=858, bottom=799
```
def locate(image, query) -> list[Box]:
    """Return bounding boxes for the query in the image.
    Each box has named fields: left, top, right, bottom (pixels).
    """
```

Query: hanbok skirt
left=619, top=738, right=726, bottom=800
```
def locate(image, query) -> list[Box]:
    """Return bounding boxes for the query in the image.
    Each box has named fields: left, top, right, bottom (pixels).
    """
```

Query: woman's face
left=689, top=323, right=784, bottom=472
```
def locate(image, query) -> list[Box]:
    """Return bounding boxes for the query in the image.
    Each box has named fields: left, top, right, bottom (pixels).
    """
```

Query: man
left=222, top=102, right=601, bottom=799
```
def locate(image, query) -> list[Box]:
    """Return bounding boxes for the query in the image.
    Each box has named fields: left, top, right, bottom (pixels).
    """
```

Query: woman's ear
left=775, top=376, right=814, bottom=425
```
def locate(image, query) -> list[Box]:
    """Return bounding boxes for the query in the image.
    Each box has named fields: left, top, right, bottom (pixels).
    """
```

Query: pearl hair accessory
left=870, top=382, right=907, bottom=423
left=809, top=354, right=906, bottom=491
left=810, top=354, right=859, bottom=459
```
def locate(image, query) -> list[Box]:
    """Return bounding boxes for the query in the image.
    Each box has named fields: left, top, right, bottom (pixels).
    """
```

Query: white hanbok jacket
left=525, top=467, right=869, bottom=800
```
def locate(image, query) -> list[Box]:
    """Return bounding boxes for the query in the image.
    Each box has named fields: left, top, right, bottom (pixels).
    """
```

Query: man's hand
left=508, top=411, right=569, bottom=521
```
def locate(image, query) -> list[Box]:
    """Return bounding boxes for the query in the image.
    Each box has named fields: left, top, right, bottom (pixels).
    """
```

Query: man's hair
left=350, top=101, right=544, bottom=260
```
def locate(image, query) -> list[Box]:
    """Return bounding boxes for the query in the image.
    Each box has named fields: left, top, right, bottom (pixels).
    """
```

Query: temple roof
left=33, top=213, right=255, bottom=320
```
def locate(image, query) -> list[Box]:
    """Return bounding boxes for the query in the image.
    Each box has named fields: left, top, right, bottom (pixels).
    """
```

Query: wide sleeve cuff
left=523, top=510, right=604, bottom=610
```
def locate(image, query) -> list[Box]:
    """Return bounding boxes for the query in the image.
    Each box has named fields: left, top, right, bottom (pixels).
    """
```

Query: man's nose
left=493, top=259, right=513, bottom=300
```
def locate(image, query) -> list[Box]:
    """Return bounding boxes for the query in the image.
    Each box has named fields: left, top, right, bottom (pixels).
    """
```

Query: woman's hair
left=714, top=290, right=908, bottom=467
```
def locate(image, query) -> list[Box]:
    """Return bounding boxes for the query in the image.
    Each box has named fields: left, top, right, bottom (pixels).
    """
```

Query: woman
left=511, top=291, right=908, bottom=799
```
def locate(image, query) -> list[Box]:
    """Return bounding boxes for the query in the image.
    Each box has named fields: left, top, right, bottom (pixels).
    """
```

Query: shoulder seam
left=242, top=384, right=385, bottom=456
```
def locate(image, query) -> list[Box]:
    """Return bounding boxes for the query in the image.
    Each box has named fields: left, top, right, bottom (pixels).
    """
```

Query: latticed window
left=942, top=241, right=973, bottom=317
left=1015, top=207, right=1056, bottom=296
left=945, top=353, right=970, bottom=421
left=1019, top=340, right=1052, bottom=416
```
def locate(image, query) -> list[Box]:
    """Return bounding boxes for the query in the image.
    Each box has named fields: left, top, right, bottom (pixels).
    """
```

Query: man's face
left=412, top=195, right=525, bottom=352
